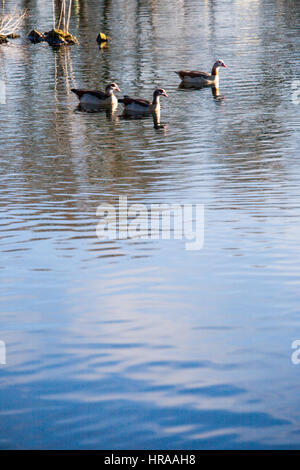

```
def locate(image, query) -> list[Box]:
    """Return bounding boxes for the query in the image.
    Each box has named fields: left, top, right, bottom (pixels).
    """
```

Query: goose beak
left=115, top=86, right=121, bottom=92
left=222, top=63, right=227, bottom=68
left=162, top=91, right=168, bottom=97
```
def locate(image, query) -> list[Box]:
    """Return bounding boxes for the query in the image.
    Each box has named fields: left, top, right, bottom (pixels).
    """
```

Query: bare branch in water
left=57, top=1, right=73, bottom=34
left=0, top=7, right=27, bottom=37
left=57, top=1, right=64, bottom=30
left=66, top=0, right=72, bottom=33
left=52, top=0, right=56, bottom=29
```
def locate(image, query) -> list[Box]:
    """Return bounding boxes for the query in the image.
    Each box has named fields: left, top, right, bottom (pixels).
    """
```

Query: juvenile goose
left=175, top=60, right=227, bottom=87
left=71, top=83, right=121, bottom=107
left=118, top=88, right=168, bottom=114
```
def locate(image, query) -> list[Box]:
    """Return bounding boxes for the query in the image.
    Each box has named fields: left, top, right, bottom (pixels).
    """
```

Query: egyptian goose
left=175, top=60, right=227, bottom=87
left=71, top=83, right=121, bottom=107
left=118, top=88, right=168, bottom=114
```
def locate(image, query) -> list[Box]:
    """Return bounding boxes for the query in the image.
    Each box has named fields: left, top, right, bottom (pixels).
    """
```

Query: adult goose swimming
left=71, top=83, right=121, bottom=107
left=175, top=60, right=227, bottom=88
left=118, top=88, right=168, bottom=114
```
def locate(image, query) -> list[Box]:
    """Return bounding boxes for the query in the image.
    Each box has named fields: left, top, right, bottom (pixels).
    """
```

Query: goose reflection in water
left=178, top=81, right=225, bottom=102
left=211, top=86, right=226, bottom=102
left=75, top=102, right=120, bottom=121
left=120, top=108, right=168, bottom=131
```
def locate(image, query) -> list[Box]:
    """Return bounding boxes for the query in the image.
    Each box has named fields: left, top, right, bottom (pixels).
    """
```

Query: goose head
left=153, top=88, right=168, bottom=99
left=105, top=83, right=121, bottom=94
left=214, top=59, right=227, bottom=69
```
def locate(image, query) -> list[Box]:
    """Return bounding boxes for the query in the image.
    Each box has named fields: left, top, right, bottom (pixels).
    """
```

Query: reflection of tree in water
left=54, top=46, right=76, bottom=97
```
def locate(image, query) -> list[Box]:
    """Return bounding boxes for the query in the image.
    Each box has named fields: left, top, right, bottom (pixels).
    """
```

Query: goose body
left=119, top=89, right=168, bottom=114
left=176, top=60, right=227, bottom=88
left=71, top=83, right=120, bottom=107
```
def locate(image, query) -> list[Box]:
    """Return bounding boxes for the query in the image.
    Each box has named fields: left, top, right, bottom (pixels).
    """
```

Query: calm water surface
left=0, top=0, right=300, bottom=449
